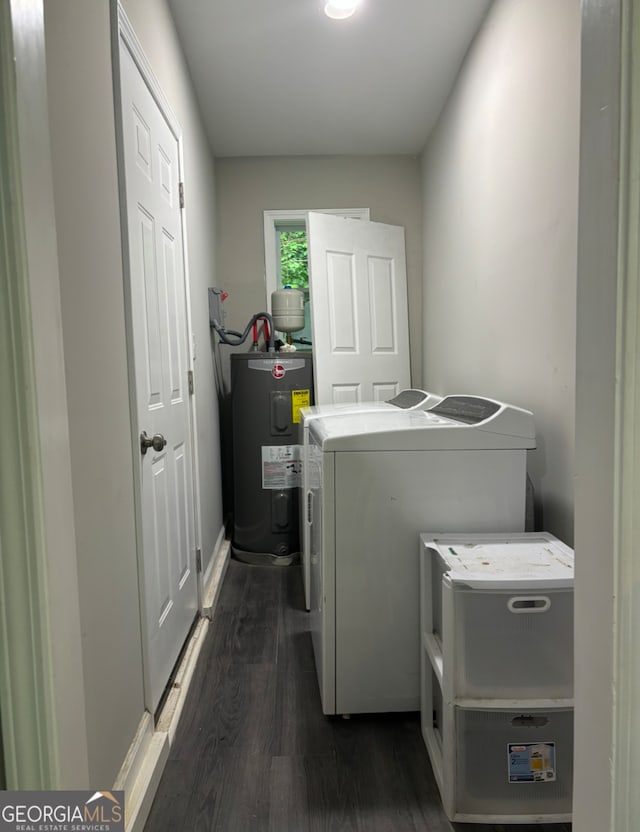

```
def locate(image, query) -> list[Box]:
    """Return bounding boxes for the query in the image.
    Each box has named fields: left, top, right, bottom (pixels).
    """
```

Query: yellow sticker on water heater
left=291, top=389, right=311, bottom=424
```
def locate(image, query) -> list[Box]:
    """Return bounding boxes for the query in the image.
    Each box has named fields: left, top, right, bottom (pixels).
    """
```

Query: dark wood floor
left=144, top=560, right=571, bottom=832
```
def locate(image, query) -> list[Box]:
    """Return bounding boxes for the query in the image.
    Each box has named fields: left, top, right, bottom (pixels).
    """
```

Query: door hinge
left=179, top=181, right=185, bottom=209
left=188, top=369, right=194, bottom=395
left=195, top=547, right=202, bottom=574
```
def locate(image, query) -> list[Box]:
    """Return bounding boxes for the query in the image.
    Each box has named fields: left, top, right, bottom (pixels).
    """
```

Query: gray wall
left=421, top=0, right=581, bottom=545
left=44, top=0, right=222, bottom=786
left=44, top=0, right=142, bottom=788
left=214, top=155, right=423, bottom=387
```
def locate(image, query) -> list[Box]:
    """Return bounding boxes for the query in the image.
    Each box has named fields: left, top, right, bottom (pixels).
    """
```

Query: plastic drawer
left=455, top=707, right=573, bottom=818
left=452, top=586, right=573, bottom=699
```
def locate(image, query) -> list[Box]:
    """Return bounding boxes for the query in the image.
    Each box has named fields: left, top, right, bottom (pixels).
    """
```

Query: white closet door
left=307, top=212, right=411, bottom=404
left=119, top=40, right=197, bottom=712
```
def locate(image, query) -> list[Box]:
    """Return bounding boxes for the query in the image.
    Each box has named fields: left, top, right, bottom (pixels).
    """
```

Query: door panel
left=331, top=384, right=362, bottom=403
left=119, top=41, right=197, bottom=712
left=150, top=454, right=171, bottom=625
left=327, top=252, right=357, bottom=351
left=372, top=382, right=399, bottom=400
left=369, top=256, right=398, bottom=352
left=308, top=212, right=411, bottom=404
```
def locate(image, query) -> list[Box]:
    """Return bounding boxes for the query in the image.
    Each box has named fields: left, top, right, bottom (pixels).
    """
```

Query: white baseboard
left=115, top=538, right=230, bottom=831
left=202, top=536, right=230, bottom=619
left=115, top=617, right=210, bottom=832
left=155, top=616, right=209, bottom=742
left=113, top=712, right=169, bottom=832
left=117, top=727, right=169, bottom=832
left=201, top=525, right=226, bottom=593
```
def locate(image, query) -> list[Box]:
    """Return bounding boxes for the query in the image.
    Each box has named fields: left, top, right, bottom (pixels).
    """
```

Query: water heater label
left=248, top=358, right=307, bottom=374
left=291, top=389, right=311, bottom=423
left=508, top=742, right=556, bottom=783
left=262, top=445, right=303, bottom=489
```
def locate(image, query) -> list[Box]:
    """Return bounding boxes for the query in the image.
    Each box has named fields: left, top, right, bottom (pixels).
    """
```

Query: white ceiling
left=166, top=0, right=492, bottom=157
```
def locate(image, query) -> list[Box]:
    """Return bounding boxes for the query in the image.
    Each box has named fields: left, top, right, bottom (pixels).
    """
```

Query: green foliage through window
left=279, top=230, right=308, bottom=290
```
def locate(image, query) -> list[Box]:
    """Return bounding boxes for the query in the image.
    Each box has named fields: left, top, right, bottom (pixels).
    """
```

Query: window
left=276, top=223, right=312, bottom=343
left=263, top=208, right=370, bottom=346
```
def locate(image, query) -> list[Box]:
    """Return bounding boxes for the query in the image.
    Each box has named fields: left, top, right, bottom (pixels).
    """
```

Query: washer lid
left=385, top=389, right=442, bottom=409
left=308, top=396, right=536, bottom=451
left=300, top=389, right=442, bottom=425
left=421, top=532, right=574, bottom=589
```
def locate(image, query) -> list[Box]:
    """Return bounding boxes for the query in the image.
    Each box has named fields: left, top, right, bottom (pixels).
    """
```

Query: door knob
left=140, top=430, right=167, bottom=455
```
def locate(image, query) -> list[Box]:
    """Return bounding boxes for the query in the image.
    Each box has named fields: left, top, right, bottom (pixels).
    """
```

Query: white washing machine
left=307, top=395, right=536, bottom=716
left=298, top=390, right=442, bottom=609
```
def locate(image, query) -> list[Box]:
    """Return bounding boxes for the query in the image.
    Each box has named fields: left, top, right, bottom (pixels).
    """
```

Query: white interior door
left=307, top=212, right=411, bottom=404
left=119, top=40, right=197, bottom=712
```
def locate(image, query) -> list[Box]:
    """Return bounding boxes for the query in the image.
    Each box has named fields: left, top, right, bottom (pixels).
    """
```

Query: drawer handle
left=511, top=714, right=549, bottom=727
left=306, top=490, right=313, bottom=525
left=508, top=596, right=551, bottom=614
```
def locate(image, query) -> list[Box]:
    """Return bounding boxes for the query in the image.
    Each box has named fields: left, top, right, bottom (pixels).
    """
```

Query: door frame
left=0, top=0, right=88, bottom=788
left=610, top=0, right=640, bottom=826
left=112, top=3, right=203, bottom=712
left=575, top=0, right=640, bottom=827
left=0, top=0, right=59, bottom=787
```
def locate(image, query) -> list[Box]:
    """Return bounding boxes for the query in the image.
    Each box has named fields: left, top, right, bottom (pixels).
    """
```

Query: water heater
left=231, top=351, right=313, bottom=565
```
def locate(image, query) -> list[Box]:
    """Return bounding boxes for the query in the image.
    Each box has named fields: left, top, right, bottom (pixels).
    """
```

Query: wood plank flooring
left=144, top=560, right=571, bottom=832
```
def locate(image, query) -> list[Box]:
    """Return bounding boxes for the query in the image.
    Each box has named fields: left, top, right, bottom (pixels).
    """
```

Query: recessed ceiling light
left=324, top=0, right=360, bottom=20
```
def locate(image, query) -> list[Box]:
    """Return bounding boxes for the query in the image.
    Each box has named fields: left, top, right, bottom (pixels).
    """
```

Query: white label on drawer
left=508, top=742, right=556, bottom=783
left=262, top=445, right=302, bottom=489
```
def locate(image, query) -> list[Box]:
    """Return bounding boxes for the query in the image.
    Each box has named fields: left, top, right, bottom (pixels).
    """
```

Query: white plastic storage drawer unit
left=419, top=532, right=574, bottom=824
left=425, top=532, right=574, bottom=701
left=455, top=707, right=574, bottom=818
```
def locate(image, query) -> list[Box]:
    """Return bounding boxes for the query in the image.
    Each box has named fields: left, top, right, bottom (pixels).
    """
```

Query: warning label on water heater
left=262, top=445, right=303, bottom=489
left=291, top=389, right=311, bottom=424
